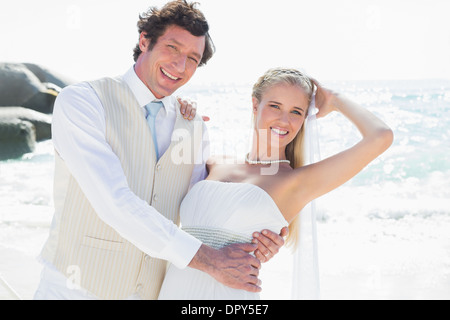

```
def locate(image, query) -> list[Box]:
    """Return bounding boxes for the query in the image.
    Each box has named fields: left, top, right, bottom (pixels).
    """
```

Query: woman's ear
left=252, top=97, right=259, bottom=114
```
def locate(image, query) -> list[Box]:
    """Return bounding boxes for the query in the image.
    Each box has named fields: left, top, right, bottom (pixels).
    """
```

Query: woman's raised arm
left=292, top=80, right=394, bottom=208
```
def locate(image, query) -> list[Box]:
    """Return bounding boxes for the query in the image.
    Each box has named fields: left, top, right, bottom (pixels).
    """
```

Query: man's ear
left=139, top=32, right=150, bottom=52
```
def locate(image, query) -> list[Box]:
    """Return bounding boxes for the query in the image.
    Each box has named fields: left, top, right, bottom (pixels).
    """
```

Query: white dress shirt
left=35, top=67, right=209, bottom=299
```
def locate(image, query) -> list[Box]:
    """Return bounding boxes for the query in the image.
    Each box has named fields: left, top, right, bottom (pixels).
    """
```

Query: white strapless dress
left=158, top=180, right=288, bottom=300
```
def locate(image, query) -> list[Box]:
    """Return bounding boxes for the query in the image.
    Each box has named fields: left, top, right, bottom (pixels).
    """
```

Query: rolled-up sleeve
left=52, top=83, right=202, bottom=269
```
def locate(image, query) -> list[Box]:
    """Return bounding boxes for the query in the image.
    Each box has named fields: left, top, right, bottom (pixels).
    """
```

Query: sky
left=1, top=0, right=450, bottom=85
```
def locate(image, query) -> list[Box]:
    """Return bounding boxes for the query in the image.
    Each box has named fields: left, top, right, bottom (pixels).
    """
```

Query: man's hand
left=177, top=97, right=210, bottom=122
left=189, top=243, right=262, bottom=292
left=252, top=227, right=289, bottom=263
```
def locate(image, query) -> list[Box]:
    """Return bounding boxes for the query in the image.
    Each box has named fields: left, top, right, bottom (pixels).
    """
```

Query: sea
left=1, top=79, right=449, bottom=300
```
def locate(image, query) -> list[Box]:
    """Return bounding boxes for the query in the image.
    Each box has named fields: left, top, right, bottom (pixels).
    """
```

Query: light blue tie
left=145, top=101, right=163, bottom=160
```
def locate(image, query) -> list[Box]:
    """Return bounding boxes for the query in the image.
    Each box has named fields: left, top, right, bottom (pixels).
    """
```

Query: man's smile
left=161, top=68, right=180, bottom=81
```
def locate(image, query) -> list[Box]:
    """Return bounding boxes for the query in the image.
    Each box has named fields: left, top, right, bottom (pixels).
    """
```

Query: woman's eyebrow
left=269, top=101, right=305, bottom=112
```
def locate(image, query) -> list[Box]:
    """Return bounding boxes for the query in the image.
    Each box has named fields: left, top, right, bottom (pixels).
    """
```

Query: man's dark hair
left=133, top=0, right=215, bottom=66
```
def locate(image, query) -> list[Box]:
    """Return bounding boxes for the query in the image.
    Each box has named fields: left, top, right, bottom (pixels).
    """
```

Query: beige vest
left=41, top=77, right=202, bottom=299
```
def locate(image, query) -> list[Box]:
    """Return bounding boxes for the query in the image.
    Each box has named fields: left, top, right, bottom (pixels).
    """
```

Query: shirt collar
left=122, top=66, right=171, bottom=110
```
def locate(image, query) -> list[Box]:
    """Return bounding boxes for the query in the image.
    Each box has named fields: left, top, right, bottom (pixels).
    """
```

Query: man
left=34, top=0, right=286, bottom=300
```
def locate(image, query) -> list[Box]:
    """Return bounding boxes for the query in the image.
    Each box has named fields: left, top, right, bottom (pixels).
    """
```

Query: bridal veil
left=292, top=93, right=321, bottom=300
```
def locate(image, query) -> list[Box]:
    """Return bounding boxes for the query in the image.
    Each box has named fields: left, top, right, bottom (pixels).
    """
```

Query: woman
left=158, top=68, right=393, bottom=300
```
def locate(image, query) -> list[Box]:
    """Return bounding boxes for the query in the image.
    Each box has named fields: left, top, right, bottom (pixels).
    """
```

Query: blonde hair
left=252, top=68, right=315, bottom=249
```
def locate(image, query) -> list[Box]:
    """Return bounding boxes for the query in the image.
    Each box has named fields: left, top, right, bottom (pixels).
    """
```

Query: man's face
left=135, top=25, right=206, bottom=99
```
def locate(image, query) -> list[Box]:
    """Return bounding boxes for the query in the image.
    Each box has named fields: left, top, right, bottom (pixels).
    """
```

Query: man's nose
left=173, top=54, right=187, bottom=73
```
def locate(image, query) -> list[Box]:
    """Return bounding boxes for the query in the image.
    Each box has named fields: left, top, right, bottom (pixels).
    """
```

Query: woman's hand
left=252, top=227, right=289, bottom=263
left=310, top=78, right=339, bottom=119
left=178, top=97, right=197, bottom=120
left=177, top=97, right=210, bottom=122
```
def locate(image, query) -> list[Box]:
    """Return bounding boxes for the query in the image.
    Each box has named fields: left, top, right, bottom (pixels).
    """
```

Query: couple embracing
left=34, top=0, right=393, bottom=300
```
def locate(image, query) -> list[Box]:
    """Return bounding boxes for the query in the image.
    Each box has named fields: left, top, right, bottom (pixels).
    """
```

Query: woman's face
left=253, top=83, right=309, bottom=152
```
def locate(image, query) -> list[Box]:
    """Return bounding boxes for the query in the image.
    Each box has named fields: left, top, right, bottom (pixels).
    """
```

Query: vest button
left=153, top=194, right=158, bottom=201
left=156, top=164, right=162, bottom=171
left=136, top=284, right=143, bottom=292
left=144, top=255, right=151, bottom=262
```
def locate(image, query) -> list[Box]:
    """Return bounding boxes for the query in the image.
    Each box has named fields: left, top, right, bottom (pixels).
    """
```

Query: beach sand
left=260, top=219, right=450, bottom=300
left=0, top=245, right=41, bottom=300
left=2, top=217, right=449, bottom=300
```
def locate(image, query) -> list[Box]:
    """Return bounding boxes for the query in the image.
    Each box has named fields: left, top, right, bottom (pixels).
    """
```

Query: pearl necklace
left=245, top=153, right=291, bottom=165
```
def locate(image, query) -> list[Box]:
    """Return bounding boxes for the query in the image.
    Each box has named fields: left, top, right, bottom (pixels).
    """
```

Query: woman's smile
left=270, top=126, right=289, bottom=137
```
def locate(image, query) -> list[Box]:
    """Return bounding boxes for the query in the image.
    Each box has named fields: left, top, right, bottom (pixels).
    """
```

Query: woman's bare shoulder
left=206, top=154, right=245, bottom=167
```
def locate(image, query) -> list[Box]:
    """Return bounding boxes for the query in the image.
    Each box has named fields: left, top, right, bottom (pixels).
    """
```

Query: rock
left=0, top=107, right=51, bottom=141
left=21, top=90, right=58, bottom=114
left=0, top=118, right=36, bottom=161
left=0, top=62, right=73, bottom=160
left=0, top=62, right=75, bottom=114
left=0, top=63, right=45, bottom=106
left=22, top=63, right=75, bottom=89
